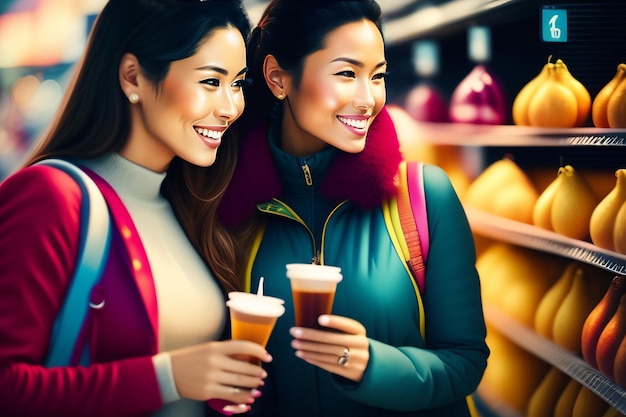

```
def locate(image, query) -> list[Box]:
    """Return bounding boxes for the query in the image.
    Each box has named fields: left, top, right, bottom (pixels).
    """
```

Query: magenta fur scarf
left=218, top=106, right=403, bottom=228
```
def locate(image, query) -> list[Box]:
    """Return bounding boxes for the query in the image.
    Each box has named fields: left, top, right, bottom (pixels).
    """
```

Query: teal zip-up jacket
left=218, top=107, right=489, bottom=417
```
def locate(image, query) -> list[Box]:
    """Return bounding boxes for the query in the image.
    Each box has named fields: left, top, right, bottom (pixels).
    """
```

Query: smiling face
left=121, top=26, right=247, bottom=172
left=277, top=19, right=386, bottom=157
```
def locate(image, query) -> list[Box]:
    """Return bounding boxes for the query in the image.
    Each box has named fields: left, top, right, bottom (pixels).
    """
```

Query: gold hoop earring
left=129, top=93, right=139, bottom=104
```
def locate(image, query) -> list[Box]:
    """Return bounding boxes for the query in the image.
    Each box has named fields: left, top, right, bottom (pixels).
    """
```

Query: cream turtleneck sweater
left=81, top=153, right=226, bottom=416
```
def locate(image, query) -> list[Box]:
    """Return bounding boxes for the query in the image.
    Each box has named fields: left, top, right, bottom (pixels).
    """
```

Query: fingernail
left=264, top=352, right=273, bottom=362
left=251, top=389, right=262, bottom=398
left=261, top=370, right=268, bottom=379
left=223, top=404, right=249, bottom=413
left=290, top=327, right=303, bottom=337
left=318, top=315, right=330, bottom=325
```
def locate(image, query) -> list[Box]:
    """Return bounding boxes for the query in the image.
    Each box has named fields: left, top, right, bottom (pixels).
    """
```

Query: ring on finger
left=337, top=347, right=350, bottom=366
left=231, top=387, right=241, bottom=395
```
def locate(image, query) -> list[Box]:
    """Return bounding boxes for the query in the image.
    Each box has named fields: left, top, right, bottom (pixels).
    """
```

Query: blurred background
left=1, top=3, right=626, bottom=415
left=0, top=0, right=624, bottom=179
left=0, top=0, right=105, bottom=178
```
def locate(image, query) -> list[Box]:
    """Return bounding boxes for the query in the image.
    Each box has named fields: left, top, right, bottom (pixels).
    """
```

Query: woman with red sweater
left=0, top=1, right=268, bottom=416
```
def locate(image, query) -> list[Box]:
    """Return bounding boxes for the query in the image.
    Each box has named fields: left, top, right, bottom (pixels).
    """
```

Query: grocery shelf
left=465, top=207, right=626, bottom=276
left=406, top=122, right=626, bottom=147
left=483, top=303, right=626, bottom=413
left=383, top=0, right=527, bottom=44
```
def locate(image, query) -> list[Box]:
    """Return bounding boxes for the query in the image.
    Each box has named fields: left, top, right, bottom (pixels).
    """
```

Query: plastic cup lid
left=286, top=263, right=341, bottom=273
left=228, top=291, right=285, bottom=305
left=285, top=263, right=343, bottom=283
left=226, top=297, right=285, bottom=317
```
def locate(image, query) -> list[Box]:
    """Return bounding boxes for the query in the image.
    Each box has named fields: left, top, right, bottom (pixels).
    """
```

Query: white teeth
left=337, top=116, right=367, bottom=129
left=194, top=127, right=223, bottom=140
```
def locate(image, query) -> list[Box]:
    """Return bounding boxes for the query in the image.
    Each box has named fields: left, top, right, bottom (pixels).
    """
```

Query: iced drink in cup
left=226, top=292, right=285, bottom=364
left=285, top=263, right=343, bottom=329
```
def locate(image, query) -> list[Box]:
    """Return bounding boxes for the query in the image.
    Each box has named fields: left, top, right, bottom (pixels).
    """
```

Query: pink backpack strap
left=406, top=162, right=429, bottom=265
left=397, top=161, right=428, bottom=293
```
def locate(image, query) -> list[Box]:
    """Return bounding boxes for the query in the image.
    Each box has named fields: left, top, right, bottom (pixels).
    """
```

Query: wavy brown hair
left=163, top=141, right=243, bottom=292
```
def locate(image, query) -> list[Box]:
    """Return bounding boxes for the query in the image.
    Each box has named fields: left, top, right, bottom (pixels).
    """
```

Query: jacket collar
left=218, top=106, right=403, bottom=228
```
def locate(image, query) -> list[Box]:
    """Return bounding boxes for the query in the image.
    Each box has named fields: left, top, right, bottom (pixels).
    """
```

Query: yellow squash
left=590, top=169, right=626, bottom=251
left=513, top=56, right=590, bottom=128
left=592, top=63, right=626, bottom=128
left=551, top=165, right=599, bottom=240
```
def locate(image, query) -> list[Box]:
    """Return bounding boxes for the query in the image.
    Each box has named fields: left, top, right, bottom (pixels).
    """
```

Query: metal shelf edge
left=483, top=304, right=626, bottom=412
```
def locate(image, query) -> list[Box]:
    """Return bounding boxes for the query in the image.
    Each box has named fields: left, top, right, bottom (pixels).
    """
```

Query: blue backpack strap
left=36, top=159, right=112, bottom=367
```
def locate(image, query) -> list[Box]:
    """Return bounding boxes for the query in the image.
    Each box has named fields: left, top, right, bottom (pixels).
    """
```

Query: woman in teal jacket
left=217, top=1, right=489, bottom=416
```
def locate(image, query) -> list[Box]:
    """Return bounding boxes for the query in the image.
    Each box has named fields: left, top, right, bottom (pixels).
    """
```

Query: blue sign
left=542, top=8, right=568, bottom=42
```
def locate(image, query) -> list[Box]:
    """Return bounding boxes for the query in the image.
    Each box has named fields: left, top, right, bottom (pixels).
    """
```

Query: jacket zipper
left=301, top=162, right=313, bottom=186
left=259, top=160, right=348, bottom=265
left=297, top=159, right=349, bottom=265
left=301, top=159, right=316, bottom=262
left=259, top=199, right=319, bottom=263
left=318, top=201, right=347, bottom=265
left=259, top=198, right=348, bottom=266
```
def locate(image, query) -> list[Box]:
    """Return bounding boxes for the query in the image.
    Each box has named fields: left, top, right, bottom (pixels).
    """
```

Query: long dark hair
left=240, top=0, right=383, bottom=134
left=26, top=0, right=251, bottom=292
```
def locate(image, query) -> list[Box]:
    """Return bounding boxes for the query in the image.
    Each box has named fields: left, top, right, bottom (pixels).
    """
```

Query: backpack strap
left=396, top=160, right=428, bottom=293
left=397, top=161, right=480, bottom=417
left=37, top=159, right=112, bottom=367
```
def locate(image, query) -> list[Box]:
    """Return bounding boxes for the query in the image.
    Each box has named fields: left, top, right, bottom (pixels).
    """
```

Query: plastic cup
left=226, top=293, right=285, bottom=364
left=228, top=291, right=285, bottom=305
left=285, top=263, right=343, bottom=329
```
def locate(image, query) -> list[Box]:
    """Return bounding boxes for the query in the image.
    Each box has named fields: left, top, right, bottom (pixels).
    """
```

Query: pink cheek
left=375, top=88, right=387, bottom=105
left=186, top=94, right=211, bottom=115
left=163, top=80, right=203, bottom=115
left=299, top=79, right=341, bottom=109
left=314, top=90, right=343, bottom=110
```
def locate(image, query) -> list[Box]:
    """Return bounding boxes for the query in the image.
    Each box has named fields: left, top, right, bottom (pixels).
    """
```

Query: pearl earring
left=129, top=93, right=139, bottom=104
left=277, top=93, right=285, bottom=100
